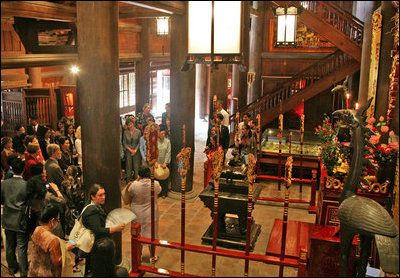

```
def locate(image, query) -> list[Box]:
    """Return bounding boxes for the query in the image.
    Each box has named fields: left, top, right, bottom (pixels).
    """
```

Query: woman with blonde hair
left=74, top=126, right=82, bottom=168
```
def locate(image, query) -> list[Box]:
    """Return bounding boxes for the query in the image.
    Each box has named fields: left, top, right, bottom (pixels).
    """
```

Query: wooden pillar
left=28, top=67, right=42, bottom=88
left=358, top=2, right=381, bottom=106
left=242, top=1, right=251, bottom=108
left=375, top=1, right=395, bottom=120
left=135, top=18, right=150, bottom=115
left=209, top=64, right=229, bottom=115
left=196, top=64, right=210, bottom=120
left=169, top=7, right=196, bottom=199
left=76, top=1, right=122, bottom=262
left=247, top=1, right=265, bottom=104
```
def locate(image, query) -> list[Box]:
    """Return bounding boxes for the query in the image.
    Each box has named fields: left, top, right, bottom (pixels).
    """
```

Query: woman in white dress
left=74, top=126, right=82, bottom=168
left=128, top=166, right=161, bottom=261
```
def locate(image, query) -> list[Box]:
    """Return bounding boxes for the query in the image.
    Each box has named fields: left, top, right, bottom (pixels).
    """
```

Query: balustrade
left=300, top=1, right=363, bottom=45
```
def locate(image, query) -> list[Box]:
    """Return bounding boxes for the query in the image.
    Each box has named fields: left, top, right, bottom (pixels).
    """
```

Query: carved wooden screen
left=1, top=89, right=24, bottom=137
left=23, top=88, right=57, bottom=130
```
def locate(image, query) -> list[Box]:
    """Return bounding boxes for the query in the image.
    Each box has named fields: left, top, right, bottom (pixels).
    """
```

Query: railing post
left=308, top=170, right=317, bottom=214
left=204, top=161, right=209, bottom=189
left=297, top=246, right=308, bottom=277
left=131, top=222, right=143, bottom=277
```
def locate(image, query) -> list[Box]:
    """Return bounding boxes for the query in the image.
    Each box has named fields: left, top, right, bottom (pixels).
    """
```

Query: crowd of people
left=1, top=102, right=171, bottom=277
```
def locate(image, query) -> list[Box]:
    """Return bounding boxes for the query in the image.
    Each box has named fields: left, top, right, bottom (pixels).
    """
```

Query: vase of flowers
left=366, top=116, right=399, bottom=183
left=315, top=117, right=349, bottom=178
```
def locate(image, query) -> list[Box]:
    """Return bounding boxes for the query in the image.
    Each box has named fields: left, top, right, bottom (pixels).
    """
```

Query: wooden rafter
left=2, top=1, right=178, bottom=21
left=1, top=1, right=76, bottom=22
left=119, top=6, right=169, bottom=19
left=120, top=1, right=185, bottom=15
left=1, top=53, right=143, bottom=69
left=119, top=21, right=142, bottom=32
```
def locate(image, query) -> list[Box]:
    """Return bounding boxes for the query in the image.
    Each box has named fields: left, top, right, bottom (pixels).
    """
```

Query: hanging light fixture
left=186, top=1, right=243, bottom=67
left=273, top=5, right=299, bottom=46
left=156, top=17, right=169, bottom=36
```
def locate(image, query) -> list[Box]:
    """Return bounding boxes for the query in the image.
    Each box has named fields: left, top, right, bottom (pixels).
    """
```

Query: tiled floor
left=1, top=118, right=316, bottom=277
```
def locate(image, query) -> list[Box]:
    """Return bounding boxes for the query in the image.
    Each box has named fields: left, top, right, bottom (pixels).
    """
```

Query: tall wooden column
left=196, top=64, right=210, bottom=120
left=135, top=18, right=150, bottom=114
left=28, top=67, right=42, bottom=88
left=209, top=64, right=229, bottom=115
left=375, top=1, right=395, bottom=119
left=358, top=2, right=383, bottom=107
left=76, top=1, right=122, bottom=262
left=247, top=1, right=265, bottom=104
left=169, top=8, right=196, bottom=199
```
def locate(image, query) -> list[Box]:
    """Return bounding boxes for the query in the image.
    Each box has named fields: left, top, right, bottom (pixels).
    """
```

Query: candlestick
left=346, top=93, right=350, bottom=109
left=355, top=103, right=360, bottom=110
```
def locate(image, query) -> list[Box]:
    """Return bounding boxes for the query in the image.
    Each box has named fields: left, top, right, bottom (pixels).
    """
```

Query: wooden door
left=23, top=87, right=57, bottom=130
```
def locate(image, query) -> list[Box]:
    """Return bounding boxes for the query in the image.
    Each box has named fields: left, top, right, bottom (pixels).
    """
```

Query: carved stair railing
left=274, top=1, right=364, bottom=62
left=229, top=50, right=359, bottom=137
left=301, top=1, right=364, bottom=46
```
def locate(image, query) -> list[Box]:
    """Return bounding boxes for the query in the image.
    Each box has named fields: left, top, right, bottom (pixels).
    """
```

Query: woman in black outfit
left=38, top=126, right=53, bottom=161
left=58, top=136, right=75, bottom=174
left=81, top=184, right=127, bottom=276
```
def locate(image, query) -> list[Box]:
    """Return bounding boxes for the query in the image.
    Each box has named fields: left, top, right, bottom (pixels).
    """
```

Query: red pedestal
left=308, top=224, right=358, bottom=277
left=266, top=219, right=311, bottom=259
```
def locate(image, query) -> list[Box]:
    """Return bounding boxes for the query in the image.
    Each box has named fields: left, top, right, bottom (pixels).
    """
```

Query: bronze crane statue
left=332, top=98, right=399, bottom=277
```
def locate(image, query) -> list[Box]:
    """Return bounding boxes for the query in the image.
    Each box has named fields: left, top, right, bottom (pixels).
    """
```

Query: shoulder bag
left=69, top=204, right=95, bottom=253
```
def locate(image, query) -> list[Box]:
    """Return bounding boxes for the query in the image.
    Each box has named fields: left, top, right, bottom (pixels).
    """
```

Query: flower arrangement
left=366, top=116, right=399, bottom=168
left=315, top=117, right=349, bottom=177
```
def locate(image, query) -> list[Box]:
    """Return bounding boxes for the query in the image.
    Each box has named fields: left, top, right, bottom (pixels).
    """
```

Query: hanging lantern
left=187, top=1, right=243, bottom=65
left=273, top=5, right=299, bottom=46
left=156, top=17, right=169, bottom=36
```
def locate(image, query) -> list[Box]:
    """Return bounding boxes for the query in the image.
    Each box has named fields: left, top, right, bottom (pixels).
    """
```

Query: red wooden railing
left=299, top=1, right=364, bottom=46
left=130, top=222, right=308, bottom=277
left=230, top=50, right=353, bottom=126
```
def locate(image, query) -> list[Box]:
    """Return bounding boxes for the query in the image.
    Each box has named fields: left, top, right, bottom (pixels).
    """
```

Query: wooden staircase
left=228, top=1, right=364, bottom=133
left=275, top=1, right=363, bottom=61
left=233, top=50, right=360, bottom=129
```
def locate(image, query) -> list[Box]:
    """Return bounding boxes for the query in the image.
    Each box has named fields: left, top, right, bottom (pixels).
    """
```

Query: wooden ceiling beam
left=1, top=1, right=174, bottom=21
left=1, top=1, right=76, bottom=22
left=1, top=53, right=143, bottom=69
left=119, top=6, right=169, bottom=19
left=120, top=1, right=185, bottom=15
left=119, top=21, right=142, bottom=32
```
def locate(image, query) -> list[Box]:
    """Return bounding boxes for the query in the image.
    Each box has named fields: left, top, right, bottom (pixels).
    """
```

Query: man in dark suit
left=45, top=143, right=64, bottom=188
left=1, top=157, right=29, bottom=277
left=26, top=115, right=44, bottom=136
left=216, top=113, right=230, bottom=153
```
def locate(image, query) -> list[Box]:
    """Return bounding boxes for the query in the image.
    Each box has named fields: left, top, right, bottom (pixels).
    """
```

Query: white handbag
left=69, top=204, right=95, bottom=253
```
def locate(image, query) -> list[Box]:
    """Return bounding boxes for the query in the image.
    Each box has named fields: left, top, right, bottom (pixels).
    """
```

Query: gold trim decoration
left=285, top=156, right=293, bottom=189
left=367, top=10, right=382, bottom=119
left=387, top=2, right=399, bottom=127
left=144, top=122, right=160, bottom=166
left=247, top=153, right=257, bottom=185
left=392, top=152, right=399, bottom=233
left=177, top=147, right=191, bottom=178
left=361, top=181, right=389, bottom=195
left=247, top=71, right=255, bottom=87
left=211, top=149, right=225, bottom=181
left=256, top=114, right=261, bottom=154
left=325, top=176, right=344, bottom=191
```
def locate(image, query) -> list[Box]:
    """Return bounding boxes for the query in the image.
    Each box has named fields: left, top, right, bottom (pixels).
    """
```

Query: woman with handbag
left=155, top=125, right=171, bottom=198
left=28, top=203, right=75, bottom=277
left=81, top=184, right=126, bottom=276
left=128, top=166, right=161, bottom=262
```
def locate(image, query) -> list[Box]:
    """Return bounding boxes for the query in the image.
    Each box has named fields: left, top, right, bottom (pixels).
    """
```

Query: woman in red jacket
left=23, top=143, right=42, bottom=180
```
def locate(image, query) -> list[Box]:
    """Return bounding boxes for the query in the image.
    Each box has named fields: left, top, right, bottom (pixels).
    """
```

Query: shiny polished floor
left=1, top=118, right=316, bottom=277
